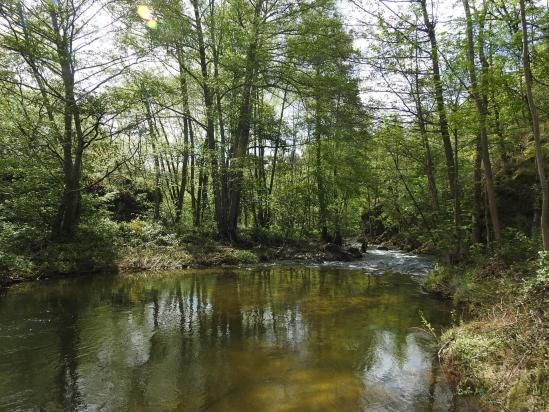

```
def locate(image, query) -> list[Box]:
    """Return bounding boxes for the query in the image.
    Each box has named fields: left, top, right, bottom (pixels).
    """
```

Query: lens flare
left=146, top=19, right=158, bottom=29
left=137, top=5, right=152, bottom=20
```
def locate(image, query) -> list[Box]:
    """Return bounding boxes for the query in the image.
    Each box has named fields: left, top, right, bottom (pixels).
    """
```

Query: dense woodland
left=0, top=0, right=548, bottom=409
left=0, top=0, right=548, bottom=267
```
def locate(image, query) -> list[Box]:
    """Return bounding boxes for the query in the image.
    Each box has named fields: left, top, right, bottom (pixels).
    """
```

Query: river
left=0, top=249, right=458, bottom=411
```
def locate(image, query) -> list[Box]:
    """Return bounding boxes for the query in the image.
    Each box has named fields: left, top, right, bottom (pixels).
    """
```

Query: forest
left=0, top=0, right=548, bottom=410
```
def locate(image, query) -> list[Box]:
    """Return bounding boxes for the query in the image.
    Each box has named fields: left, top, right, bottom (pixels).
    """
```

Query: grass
left=117, top=243, right=259, bottom=271
left=424, top=253, right=549, bottom=411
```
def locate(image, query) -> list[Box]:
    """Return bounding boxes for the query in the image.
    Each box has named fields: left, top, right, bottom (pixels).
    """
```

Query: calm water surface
left=0, top=250, right=456, bottom=411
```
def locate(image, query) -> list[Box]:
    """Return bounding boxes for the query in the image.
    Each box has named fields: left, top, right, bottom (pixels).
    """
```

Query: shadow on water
left=0, top=252, right=462, bottom=411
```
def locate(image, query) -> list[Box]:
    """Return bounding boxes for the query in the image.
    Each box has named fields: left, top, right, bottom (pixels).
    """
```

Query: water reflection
left=0, top=266, right=454, bottom=411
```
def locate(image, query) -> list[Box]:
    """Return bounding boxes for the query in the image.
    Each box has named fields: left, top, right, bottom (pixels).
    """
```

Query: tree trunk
left=314, top=96, right=329, bottom=242
left=413, top=53, right=439, bottom=211
left=472, top=134, right=483, bottom=244
left=190, top=0, right=225, bottom=235
left=226, top=0, right=263, bottom=241
left=519, top=0, right=549, bottom=250
left=190, top=120, right=197, bottom=225
left=175, top=48, right=191, bottom=223
left=419, top=0, right=462, bottom=250
left=143, top=92, right=161, bottom=221
left=50, top=8, right=83, bottom=239
left=419, top=0, right=457, bottom=199
left=463, top=0, right=501, bottom=241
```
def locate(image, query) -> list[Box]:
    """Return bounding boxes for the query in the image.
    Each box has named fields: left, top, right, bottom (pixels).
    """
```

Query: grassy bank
left=424, top=252, right=548, bottom=411
left=0, top=218, right=365, bottom=288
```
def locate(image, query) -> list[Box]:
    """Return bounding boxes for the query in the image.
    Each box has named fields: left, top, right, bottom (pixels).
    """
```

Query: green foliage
left=0, top=220, right=40, bottom=281
left=441, top=327, right=502, bottom=395
left=36, top=219, right=119, bottom=275
left=523, top=251, right=549, bottom=296
left=240, top=227, right=289, bottom=246
left=0, top=0, right=547, bottom=282
left=494, top=228, right=538, bottom=264
left=122, top=219, right=180, bottom=247
left=218, top=249, right=259, bottom=265
left=438, top=253, right=549, bottom=409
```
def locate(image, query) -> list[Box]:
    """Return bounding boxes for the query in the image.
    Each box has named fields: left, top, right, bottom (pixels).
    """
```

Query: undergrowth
left=425, top=251, right=548, bottom=411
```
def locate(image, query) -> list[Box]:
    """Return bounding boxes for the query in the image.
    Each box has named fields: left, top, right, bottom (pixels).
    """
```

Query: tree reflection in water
left=0, top=266, right=455, bottom=411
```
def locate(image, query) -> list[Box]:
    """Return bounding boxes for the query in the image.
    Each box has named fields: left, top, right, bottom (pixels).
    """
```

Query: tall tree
left=463, top=0, right=501, bottom=241
left=519, top=0, right=549, bottom=250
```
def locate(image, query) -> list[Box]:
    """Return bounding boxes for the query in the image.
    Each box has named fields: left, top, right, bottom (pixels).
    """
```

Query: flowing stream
left=0, top=248, right=460, bottom=411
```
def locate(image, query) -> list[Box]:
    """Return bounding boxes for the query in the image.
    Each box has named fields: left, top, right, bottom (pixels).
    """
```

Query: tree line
left=0, top=0, right=547, bottom=261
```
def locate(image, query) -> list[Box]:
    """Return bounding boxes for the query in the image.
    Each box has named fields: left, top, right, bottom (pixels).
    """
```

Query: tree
left=519, top=0, right=549, bottom=250
left=0, top=0, right=133, bottom=239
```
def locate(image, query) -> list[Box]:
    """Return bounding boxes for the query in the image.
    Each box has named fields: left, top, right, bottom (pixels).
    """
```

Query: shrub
left=221, top=249, right=259, bottom=265
left=0, top=220, right=39, bottom=280
left=441, top=327, right=502, bottom=395
left=494, top=228, right=537, bottom=264
left=124, top=218, right=180, bottom=247
left=523, top=251, right=549, bottom=297
left=36, top=217, right=120, bottom=275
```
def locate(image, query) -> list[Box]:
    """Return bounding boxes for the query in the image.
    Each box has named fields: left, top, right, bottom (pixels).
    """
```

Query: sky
left=338, top=0, right=466, bottom=112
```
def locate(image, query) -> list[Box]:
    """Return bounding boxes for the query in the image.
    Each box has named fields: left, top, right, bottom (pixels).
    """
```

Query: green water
left=0, top=262, right=456, bottom=411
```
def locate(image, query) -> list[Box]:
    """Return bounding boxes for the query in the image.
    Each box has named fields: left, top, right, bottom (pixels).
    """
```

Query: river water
left=0, top=249, right=457, bottom=411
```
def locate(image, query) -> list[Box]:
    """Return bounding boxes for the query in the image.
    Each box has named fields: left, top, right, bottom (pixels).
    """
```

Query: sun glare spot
left=137, top=5, right=153, bottom=20
left=147, top=20, right=158, bottom=29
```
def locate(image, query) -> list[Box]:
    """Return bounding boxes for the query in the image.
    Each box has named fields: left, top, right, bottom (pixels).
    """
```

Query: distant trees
left=109, top=0, right=367, bottom=241
left=0, top=0, right=547, bottom=255
left=0, top=0, right=135, bottom=239
left=353, top=0, right=548, bottom=254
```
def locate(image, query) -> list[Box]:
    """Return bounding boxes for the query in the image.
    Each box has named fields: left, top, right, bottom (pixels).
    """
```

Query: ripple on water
left=0, top=258, right=456, bottom=411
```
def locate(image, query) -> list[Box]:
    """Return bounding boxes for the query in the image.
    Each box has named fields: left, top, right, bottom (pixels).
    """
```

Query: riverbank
left=424, top=253, right=548, bottom=411
left=0, top=226, right=365, bottom=289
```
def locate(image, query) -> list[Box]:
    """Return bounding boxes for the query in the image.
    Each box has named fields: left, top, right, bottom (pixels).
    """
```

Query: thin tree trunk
left=519, top=0, right=549, bottom=250
left=413, top=54, right=439, bottom=211
left=269, top=90, right=288, bottom=196
left=478, top=4, right=502, bottom=239
left=175, top=48, right=191, bottom=223
left=190, top=0, right=225, bottom=235
left=420, top=0, right=462, bottom=251
left=419, top=0, right=457, bottom=199
left=472, top=133, right=483, bottom=244
left=226, top=0, right=263, bottom=240
left=143, top=92, right=161, bottom=221
left=196, top=158, right=204, bottom=227
left=463, top=0, right=501, bottom=241
left=209, top=0, right=229, bottom=224
left=314, top=96, right=329, bottom=242
left=390, top=148, right=436, bottom=244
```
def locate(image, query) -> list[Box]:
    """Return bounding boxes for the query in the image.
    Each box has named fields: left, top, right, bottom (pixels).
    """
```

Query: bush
left=0, top=219, right=39, bottom=281
left=36, top=217, right=120, bottom=275
left=441, top=327, right=502, bottom=395
left=423, top=264, right=464, bottom=297
left=123, top=218, right=180, bottom=247
left=494, top=228, right=538, bottom=264
left=240, top=227, right=290, bottom=246
left=220, top=249, right=259, bottom=265
left=523, top=251, right=549, bottom=297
